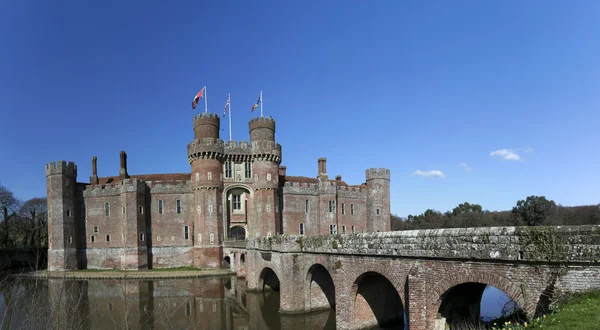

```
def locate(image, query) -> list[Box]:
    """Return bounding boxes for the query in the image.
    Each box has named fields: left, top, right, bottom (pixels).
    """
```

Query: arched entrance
left=352, top=271, right=404, bottom=329
left=230, top=226, right=246, bottom=240
left=223, top=185, right=252, bottom=239
left=258, top=267, right=280, bottom=292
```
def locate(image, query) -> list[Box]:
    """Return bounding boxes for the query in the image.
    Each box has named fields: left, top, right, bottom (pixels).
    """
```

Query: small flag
left=223, top=94, right=230, bottom=117
left=251, top=93, right=261, bottom=112
left=192, top=87, right=205, bottom=110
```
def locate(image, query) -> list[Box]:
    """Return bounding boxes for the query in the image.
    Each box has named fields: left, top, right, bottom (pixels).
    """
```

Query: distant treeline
left=392, top=196, right=600, bottom=231
left=0, top=184, right=47, bottom=249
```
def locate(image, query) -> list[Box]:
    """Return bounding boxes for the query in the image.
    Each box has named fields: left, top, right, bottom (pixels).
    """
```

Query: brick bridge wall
left=223, top=225, right=600, bottom=330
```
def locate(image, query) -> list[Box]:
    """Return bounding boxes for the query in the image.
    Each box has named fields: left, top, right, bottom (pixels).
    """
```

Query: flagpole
left=229, top=93, right=232, bottom=141
left=204, top=86, right=208, bottom=113
left=260, top=90, right=263, bottom=117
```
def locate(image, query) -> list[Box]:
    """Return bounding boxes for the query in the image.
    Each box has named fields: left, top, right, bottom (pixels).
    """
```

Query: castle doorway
left=230, top=226, right=246, bottom=240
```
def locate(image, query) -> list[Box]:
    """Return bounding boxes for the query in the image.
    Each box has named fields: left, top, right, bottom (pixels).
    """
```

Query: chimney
left=317, top=158, right=328, bottom=181
left=119, top=151, right=129, bottom=180
left=90, top=156, right=99, bottom=184
left=335, top=175, right=342, bottom=181
left=279, top=166, right=287, bottom=177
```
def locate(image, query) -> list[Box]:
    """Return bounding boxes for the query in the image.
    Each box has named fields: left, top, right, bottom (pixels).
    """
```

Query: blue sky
left=1, top=1, right=599, bottom=217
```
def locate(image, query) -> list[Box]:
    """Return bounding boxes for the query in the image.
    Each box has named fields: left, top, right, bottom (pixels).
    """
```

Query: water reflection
left=0, top=275, right=335, bottom=330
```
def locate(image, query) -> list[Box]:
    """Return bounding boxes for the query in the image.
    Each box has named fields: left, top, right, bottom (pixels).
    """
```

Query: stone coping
left=13, top=269, right=234, bottom=280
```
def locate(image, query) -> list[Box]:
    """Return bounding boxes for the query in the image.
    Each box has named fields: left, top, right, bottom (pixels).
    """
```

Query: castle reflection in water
left=0, top=275, right=335, bottom=330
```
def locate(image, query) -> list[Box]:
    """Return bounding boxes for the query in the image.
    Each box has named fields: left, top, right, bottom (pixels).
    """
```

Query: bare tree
left=0, top=184, right=21, bottom=247
left=18, top=198, right=48, bottom=248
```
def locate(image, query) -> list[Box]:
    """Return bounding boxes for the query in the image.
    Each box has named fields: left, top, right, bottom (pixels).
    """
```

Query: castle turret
left=188, top=112, right=224, bottom=268
left=249, top=117, right=282, bottom=237
left=46, top=161, right=79, bottom=271
left=366, top=168, right=391, bottom=232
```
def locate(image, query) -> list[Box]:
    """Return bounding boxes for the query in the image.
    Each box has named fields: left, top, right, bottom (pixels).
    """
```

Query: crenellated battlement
left=193, top=112, right=221, bottom=123
left=366, top=168, right=391, bottom=181
left=187, top=138, right=225, bottom=162
left=224, top=140, right=253, bottom=159
left=83, top=178, right=146, bottom=198
left=193, top=112, right=221, bottom=140
left=249, top=116, right=276, bottom=142
left=251, top=141, right=282, bottom=163
left=249, top=116, right=275, bottom=129
left=45, top=161, right=77, bottom=178
left=283, top=181, right=319, bottom=195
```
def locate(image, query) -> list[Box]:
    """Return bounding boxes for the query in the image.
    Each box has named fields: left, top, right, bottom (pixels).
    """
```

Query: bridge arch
left=258, top=267, right=280, bottom=292
left=429, top=271, right=526, bottom=327
left=350, top=271, right=405, bottom=329
left=304, top=263, right=336, bottom=312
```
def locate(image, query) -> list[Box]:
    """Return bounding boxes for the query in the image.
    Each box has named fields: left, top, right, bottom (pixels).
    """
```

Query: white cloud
left=413, top=170, right=445, bottom=178
left=490, top=147, right=532, bottom=161
left=459, top=162, right=471, bottom=172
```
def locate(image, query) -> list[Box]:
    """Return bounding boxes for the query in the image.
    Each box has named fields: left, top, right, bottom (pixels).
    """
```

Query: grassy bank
left=491, top=290, right=600, bottom=330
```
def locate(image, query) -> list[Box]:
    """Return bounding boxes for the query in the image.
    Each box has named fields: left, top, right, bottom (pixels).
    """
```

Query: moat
left=0, top=274, right=515, bottom=329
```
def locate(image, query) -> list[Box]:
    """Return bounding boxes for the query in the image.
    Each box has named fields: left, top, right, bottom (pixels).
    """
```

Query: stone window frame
left=329, top=224, right=337, bottom=235
left=351, top=203, right=354, bottom=215
left=104, top=202, right=110, bottom=216
left=342, top=225, right=346, bottom=234
left=224, top=161, right=233, bottom=178
left=139, top=233, right=145, bottom=241
left=352, top=225, right=355, bottom=234
left=176, top=200, right=182, bottom=214
left=68, top=236, right=72, bottom=244
left=244, top=161, right=252, bottom=178
left=66, top=209, right=71, bottom=217
left=90, top=235, right=95, bottom=243
left=232, top=194, right=242, bottom=211
left=341, top=203, right=345, bottom=215
left=376, top=208, right=380, bottom=215
left=93, top=226, right=99, bottom=233
left=299, top=223, right=304, bottom=235
left=158, top=200, right=164, bottom=215
left=305, top=200, right=309, bottom=213
left=106, top=235, right=110, bottom=242
left=328, top=200, right=335, bottom=213
left=139, top=206, right=144, bottom=214
left=184, top=225, right=189, bottom=240
left=122, top=206, right=126, bottom=216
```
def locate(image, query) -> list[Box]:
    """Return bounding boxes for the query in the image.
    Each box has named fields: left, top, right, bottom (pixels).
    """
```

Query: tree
left=512, top=195, right=557, bottom=226
left=452, top=202, right=483, bottom=216
left=0, top=184, right=21, bottom=247
left=18, top=198, right=48, bottom=248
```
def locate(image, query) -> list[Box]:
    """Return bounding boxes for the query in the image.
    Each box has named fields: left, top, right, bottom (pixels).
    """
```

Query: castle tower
left=46, top=161, right=79, bottom=271
left=366, top=168, right=391, bottom=232
left=188, top=112, right=224, bottom=268
left=249, top=117, right=282, bottom=237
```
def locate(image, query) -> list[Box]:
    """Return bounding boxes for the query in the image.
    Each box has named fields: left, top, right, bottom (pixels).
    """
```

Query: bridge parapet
left=242, top=225, right=600, bottom=263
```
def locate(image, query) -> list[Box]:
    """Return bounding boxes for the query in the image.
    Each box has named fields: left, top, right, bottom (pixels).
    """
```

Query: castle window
left=342, top=203, right=345, bottom=215
left=186, top=302, right=191, bottom=316
left=176, top=200, right=182, bottom=214
left=82, top=205, right=86, bottom=219
left=106, top=235, right=110, bottom=242
left=232, top=194, right=241, bottom=210
left=225, top=161, right=232, bottom=178
left=68, top=236, right=72, bottom=244
left=210, top=233, right=214, bottom=244
left=342, top=225, right=346, bottom=234
left=351, top=203, right=354, bottom=215
left=139, top=206, right=144, bottom=214
left=90, top=235, right=95, bottom=243
left=377, top=208, right=380, bottom=215
left=122, top=207, right=125, bottom=216
left=299, top=223, right=304, bottom=235
left=139, top=233, right=145, bottom=241
left=352, top=225, right=355, bottom=234
left=305, top=200, right=309, bottom=213
left=329, top=224, right=337, bottom=235
left=245, top=162, right=252, bottom=178
left=105, top=203, right=110, bottom=216
left=158, top=200, right=163, bottom=214
left=93, top=226, right=99, bottom=233
left=184, top=225, right=189, bottom=240
left=329, top=200, right=335, bottom=213
left=66, top=209, right=71, bottom=217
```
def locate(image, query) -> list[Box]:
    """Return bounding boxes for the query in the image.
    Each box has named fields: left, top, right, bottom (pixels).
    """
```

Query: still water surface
left=0, top=275, right=512, bottom=329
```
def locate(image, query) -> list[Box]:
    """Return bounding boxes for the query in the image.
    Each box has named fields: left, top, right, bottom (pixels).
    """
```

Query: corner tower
left=46, top=161, right=79, bottom=271
left=249, top=117, right=282, bottom=237
left=188, top=112, right=224, bottom=268
left=366, top=168, right=391, bottom=232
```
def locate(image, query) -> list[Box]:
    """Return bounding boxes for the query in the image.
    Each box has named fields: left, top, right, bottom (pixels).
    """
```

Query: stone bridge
left=223, top=225, right=600, bottom=329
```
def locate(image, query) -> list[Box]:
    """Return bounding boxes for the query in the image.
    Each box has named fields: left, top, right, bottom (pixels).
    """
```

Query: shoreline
left=12, top=268, right=234, bottom=280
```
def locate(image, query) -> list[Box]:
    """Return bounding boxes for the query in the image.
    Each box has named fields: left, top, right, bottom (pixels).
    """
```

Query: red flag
left=192, top=87, right=205, bottom=110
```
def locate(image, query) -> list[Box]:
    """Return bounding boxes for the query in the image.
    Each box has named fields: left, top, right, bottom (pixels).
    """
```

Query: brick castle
left=46, top=112, right=390, bottom=270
